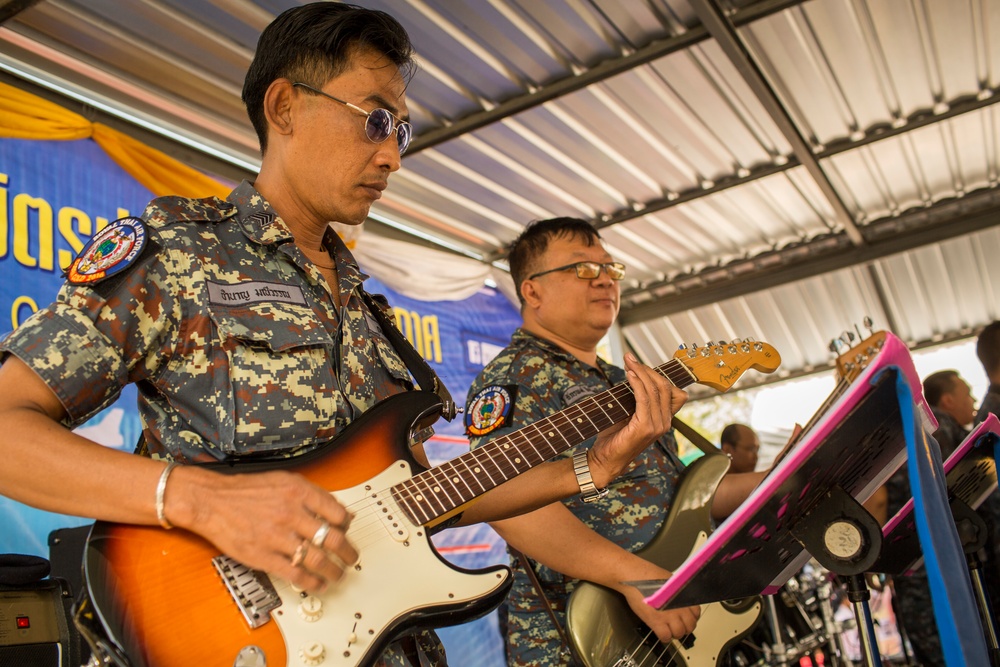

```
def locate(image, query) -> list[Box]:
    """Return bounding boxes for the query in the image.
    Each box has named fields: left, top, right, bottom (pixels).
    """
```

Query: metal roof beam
left=688, top=0, right=863, bottom=245
left=593, top=92, right=1000, bottom=232
left=618, top=187, right=1000, bottom=324
left=407, top=0, right=809, bottom=153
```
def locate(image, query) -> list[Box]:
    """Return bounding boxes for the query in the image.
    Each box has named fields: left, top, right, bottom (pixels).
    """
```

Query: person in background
left=976, top=320, right=1000, bottom=423
left=720, top=422, right=760, bottom=474
left=464, top=217, right=765, bottom=666
left=0, top=7, right=683, bottom=665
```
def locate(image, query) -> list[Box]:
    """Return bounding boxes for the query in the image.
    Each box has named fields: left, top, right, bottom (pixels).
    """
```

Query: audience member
left=720, top=423, right=760, bottom=474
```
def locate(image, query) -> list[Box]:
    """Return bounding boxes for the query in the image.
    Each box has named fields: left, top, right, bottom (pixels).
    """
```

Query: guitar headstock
left=674, top=339, right=781, bottom=392
left=832, top=329, right=887, bottom=383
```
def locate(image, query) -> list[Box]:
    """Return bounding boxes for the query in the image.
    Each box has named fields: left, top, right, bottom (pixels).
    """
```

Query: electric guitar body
left=84, top=392, right=511, bottom=667
left=566, top=454, right=762, bottom=667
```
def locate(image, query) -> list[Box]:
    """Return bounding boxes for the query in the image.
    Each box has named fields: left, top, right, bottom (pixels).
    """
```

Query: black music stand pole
left=762, top=593, right=794, bottom=667
left=791, top=485, right=885, bottom=667
left=951, top=497, right=1000, bottom=666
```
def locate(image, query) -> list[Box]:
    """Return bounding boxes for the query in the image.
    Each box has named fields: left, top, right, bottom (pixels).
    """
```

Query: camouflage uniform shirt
left=977, top=384, right=1000, bottom=425
left=465, top=328, right=684, bottom=667
left=0, top=180, right=443, bottom=666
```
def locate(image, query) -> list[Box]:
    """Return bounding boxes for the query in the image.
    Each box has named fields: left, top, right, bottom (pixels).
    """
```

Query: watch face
left=824, top=520, right=863, bottom=559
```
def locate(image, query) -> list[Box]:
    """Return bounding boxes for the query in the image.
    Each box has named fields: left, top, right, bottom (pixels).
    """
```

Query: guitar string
left=320, top=354, right=736, bottom=563
left=390, top=357, right=695, bottom=526
left=305, top=354, right=749, bottom=586
left=325, top=368, right=660, bottom=555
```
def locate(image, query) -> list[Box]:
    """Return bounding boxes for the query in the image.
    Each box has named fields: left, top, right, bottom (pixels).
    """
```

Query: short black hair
left=922, top=369, right=960, bottom=407
left=977, top=321, right=1000, bottom=376
left=507, top=217, right=603, bottom=309
left=242, top=2, right=415, bottom=154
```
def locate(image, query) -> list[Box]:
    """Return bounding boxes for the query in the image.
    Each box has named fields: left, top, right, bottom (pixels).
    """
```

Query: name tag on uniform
left=207, top=280, right=308, bottom=307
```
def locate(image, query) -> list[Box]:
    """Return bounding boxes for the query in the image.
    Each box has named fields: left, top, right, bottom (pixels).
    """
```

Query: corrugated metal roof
left=2, top=0, right=998, bottom=394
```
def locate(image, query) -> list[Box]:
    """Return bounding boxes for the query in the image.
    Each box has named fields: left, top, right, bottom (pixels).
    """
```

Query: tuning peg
left=863, top=316, right=874, bottom=332
left=677, top=343, right=687, bottom=350
left=829, top=339, right=844, bottom=354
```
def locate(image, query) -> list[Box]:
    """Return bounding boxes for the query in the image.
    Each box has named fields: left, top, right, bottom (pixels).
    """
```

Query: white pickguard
left=269, top=462, right=509, bottom=667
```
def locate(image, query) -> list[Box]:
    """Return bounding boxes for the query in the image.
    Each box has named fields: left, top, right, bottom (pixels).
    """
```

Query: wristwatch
left=573, top=449, right=609, bottom=502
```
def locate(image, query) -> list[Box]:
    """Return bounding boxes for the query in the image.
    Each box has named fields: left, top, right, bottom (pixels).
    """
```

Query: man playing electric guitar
left=0, top=7, right=687, bottom=667
left=464, top=218, right=769, bottom=666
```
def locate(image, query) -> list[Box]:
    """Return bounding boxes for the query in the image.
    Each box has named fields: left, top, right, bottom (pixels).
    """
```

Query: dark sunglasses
left=528, top=261, right=626, bottom=281
left=292, top=82, right=412, bottom=155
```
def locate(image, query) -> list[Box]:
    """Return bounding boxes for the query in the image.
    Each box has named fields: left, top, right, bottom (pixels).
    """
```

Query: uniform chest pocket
left=208, top=302, right=338, bottom=454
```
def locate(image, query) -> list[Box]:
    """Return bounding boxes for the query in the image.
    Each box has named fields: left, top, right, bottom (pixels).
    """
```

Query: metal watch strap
left=572, top=449, right=608, bottom=502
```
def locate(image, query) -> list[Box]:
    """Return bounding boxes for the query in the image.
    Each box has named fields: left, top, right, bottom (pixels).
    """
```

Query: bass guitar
left=81, top=340, right=780, bottom=667
left=566, top=452, right=763, bottom=667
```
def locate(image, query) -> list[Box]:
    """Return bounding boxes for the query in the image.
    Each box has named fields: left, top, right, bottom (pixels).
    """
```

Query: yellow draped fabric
left=0, top=81, right=231, bottom=199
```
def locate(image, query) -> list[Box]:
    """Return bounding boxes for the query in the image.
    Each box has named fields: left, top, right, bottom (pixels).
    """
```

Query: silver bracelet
left=155, top=461, right=179, bottom=529
left=572, top=449, right=608, bottom=503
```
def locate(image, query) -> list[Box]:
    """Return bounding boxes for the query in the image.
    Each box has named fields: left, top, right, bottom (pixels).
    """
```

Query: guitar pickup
left=212, top=555, right=282, bottom=629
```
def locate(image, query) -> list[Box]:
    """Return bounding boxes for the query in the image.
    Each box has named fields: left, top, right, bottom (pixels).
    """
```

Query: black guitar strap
left=361, top=290, right=457, bottom=421
left=508, top=546, right=585, bottom=667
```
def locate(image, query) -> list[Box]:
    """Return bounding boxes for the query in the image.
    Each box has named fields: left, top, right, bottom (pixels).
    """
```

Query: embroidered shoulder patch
left=466, top=385, right=517, bottom=436
left=67, top=216, right=148, bottom=284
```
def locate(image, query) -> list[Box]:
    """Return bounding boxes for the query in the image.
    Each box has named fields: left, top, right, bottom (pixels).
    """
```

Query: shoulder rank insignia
left=67, top=216, right=148, bottom=284
left=466, top=385, right=517, bottom=436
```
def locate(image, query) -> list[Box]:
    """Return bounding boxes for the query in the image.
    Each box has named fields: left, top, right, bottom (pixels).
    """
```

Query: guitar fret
left=427, top=460, right=468, bottom=509
left=454, top=454, right=489, bottom=496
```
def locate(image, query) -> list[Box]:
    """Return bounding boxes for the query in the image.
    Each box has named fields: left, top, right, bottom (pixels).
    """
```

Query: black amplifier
left=0, top=580, right=72, bottom=667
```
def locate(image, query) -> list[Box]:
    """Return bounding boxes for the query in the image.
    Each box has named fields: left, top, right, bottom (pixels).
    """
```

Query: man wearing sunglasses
left=0, top=3, right=435, bottom=665
left=464, top=218, right=763, bottom=666
left=0, top=5, right=691, bottom=667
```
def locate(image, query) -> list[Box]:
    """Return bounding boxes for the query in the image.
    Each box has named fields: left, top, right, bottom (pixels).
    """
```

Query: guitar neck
left=392, top=358, right=698, bottom=526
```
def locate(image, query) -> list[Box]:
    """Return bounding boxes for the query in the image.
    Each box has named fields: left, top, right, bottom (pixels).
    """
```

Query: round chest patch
left=466, top=385, right=515, bottom=436
left=67, top=217, right=148, bottom=284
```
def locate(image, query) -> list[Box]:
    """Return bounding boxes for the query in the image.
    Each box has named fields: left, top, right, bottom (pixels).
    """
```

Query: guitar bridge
left=212, top=555, right=282, bottom=629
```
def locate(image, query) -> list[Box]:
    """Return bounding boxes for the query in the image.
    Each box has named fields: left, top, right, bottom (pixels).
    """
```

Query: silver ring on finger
left=290, top=539, right=309, bottom=568
left=311, top=519, right=332, bottom=547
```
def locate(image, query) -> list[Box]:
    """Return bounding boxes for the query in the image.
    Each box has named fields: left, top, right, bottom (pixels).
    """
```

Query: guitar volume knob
left=298, top=595, right=323, bottom=622
left=299, top=641, right=326, bottom=665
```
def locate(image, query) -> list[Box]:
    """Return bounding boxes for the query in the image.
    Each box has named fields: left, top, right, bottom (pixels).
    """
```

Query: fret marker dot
left=415, top=495, right=424, bottom=501
left=474, top=467, right=481, bottom=473
left=452, top=477, right=459, bottom=483
left=607, top=403, right=613, bottom=408
left=547, top=431, right=554, bottom=438
left=514, top=457, right=522, bottom=464
left=433, top=486, right=441, bottom=493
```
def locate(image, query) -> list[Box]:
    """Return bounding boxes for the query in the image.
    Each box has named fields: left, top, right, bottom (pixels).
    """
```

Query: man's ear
left=520, top=279, right=541, bottom=309
left=263, top=79, right=295, bottom=137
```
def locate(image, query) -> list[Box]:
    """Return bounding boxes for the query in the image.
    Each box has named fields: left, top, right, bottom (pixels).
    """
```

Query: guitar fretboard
left=391, top=357, right=697, bottom=526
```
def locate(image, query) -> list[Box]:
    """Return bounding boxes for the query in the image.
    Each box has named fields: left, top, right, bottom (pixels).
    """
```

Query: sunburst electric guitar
left=80, top=341, right=780, bottom=667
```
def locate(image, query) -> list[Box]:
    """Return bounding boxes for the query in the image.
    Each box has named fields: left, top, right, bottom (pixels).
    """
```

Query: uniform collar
left=227, top=180, right=295, bottom=246
left=227, top=180, right=369, bottom=290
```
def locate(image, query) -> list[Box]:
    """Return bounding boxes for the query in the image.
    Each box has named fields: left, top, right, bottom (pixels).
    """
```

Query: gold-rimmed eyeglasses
left=528, top=261, right=626, bottom=281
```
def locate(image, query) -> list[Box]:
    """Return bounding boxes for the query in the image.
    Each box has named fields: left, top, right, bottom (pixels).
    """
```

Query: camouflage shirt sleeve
left=1, top=182, right=415, bottom=462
